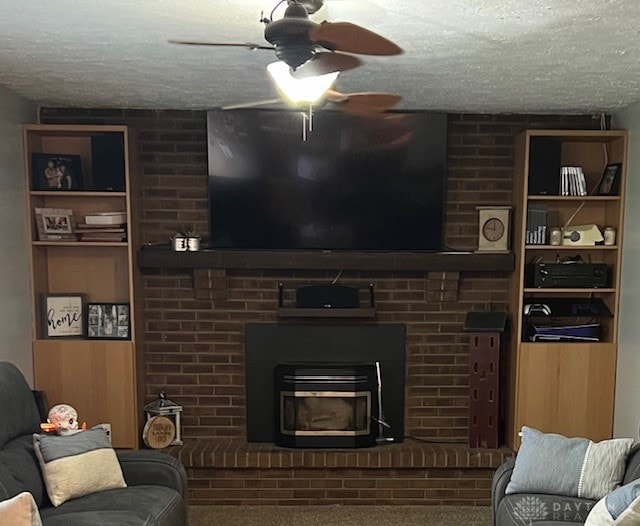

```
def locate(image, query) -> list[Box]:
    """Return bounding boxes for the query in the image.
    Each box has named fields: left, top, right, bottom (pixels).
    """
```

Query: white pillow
left=586, top=481, right=640, bottom=525
left=33, top=428, right=126, bottom=507
left=0, top=492, right=42, bottom=526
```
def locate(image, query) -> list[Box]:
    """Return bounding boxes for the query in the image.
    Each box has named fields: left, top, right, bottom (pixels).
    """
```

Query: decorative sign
left=41, top=294, right=85, bottom=338
left=142, top=416, right=176, bottom=449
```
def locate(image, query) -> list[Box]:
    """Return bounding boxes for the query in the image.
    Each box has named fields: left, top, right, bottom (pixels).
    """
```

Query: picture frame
left=597, top=163, right=621, bottom=196
left=34, top=208, right=76, bottom=241
left=32, top=153, right=84, bottom=191
left=41, top=294, right=85, bottom=338
left=87, top=303, right=130, bottom=339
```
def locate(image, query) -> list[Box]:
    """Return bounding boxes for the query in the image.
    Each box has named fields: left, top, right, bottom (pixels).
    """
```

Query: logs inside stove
left=275, top=363, right=384, bottom=448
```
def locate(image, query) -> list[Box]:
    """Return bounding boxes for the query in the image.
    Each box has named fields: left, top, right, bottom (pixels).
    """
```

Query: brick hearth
left=167, top=440, right=511, bottom=506
left=41, top=108, right=600, bottom=505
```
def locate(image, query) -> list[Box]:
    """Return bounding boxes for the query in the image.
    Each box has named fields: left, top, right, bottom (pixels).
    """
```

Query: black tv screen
left=207, top=109, right=447, bottom=251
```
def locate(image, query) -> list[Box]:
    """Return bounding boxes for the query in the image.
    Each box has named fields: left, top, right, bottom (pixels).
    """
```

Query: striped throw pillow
left=33, top=429, right=126, bottom=507
left=506, top=427, right=634, bottom=500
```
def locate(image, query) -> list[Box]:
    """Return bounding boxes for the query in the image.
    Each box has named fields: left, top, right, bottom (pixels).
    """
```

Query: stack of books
left=76, top=224, right=126, bottom=242
left=78, top=212, right=127, bottom=242
left=526, top=203, right=547, bottom=244
left=560, top=166, right=588, bottom=196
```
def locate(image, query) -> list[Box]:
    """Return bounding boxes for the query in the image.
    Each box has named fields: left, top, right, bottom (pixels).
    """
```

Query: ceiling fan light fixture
left=267, top=60, right=338, bottom=104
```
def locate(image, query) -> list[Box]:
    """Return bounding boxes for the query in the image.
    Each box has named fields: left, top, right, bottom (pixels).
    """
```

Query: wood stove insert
left=275, top=363, right=380, bottom=448
left=245, top=324, right=405, bottom=445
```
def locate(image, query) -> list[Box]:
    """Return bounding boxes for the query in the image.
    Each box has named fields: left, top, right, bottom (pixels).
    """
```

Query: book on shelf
left=76, top=224, right=126, bottom=242
left=75, top=224, right=126, bottom=232
left=525, top=203, right=547, bottom=244
left=84, top=211, right=127, bottom=225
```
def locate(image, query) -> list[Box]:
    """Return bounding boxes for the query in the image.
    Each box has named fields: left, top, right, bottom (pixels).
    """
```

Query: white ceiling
left=0, top=0, right=639, bottom=113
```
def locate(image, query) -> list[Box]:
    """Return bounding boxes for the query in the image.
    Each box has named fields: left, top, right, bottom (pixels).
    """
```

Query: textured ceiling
left=0, top=1, right=639, bottom=113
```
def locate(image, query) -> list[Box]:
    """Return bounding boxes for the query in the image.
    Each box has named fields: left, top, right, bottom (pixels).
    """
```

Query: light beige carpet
left=189, top=505, right=492, bottom=526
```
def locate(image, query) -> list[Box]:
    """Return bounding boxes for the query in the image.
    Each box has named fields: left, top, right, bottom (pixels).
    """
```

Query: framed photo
left=597, top=163, right=621, bottom=195
left=34, top=208, right=76, bottom=241
left=87, top=303, right=130, bottom=339
left=41, top=294, right=85, bottom=338
left=32, top=153, right=83, bottom=191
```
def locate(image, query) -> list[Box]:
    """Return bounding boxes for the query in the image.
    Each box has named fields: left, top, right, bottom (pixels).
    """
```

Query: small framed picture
left=32, top=153, right=84, bottom=191
left=87, top=303, right=130, bottom=339
left=597, top=163, right=621, bottom=195
left=41, top=294, right=85, bottom=338
left=34, top=208, right=76, bottom=241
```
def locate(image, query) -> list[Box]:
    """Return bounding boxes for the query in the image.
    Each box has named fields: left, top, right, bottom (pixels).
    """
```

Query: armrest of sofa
left=117, top=450, right=188, bottom=499
left=623, top=444, right=640, bottom=484
left=491, top=457, right=515, bottom=526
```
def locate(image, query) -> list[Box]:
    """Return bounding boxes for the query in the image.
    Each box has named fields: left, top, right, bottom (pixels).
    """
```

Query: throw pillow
left=506, top=426, right=634, bottom=500
left=0, top=492, right=42, bottom=526
left=33, top=428, right=126, bottom=507
left=586, top=480, right=640, bottom=525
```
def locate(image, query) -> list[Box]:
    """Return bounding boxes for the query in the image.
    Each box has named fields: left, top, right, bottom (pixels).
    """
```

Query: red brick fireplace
left=41, top=109, right=600, bottom=505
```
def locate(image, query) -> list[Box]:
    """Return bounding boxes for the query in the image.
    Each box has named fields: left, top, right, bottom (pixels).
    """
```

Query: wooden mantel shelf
left=137, top=246, right=514, bottom=272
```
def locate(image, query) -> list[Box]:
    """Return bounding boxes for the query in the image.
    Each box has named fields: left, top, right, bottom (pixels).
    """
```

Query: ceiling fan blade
left=292, top=52, right=361, bottom=79
left=326, top=91, right=402, bottom=114
left=168, top=40, right=273, bottom=51
left=221, top=99, right=283, bottom=110
left=310, top=22, right=402, bottom=56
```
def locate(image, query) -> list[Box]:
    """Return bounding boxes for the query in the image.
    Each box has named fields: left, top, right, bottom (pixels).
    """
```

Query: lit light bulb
left=267, top=61, right=339, bottom=105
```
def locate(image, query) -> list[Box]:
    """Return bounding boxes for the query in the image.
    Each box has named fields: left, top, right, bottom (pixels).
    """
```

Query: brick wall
left=41, top=109, right=599, bottom=443
left=40, top=110, right=599, bottom=505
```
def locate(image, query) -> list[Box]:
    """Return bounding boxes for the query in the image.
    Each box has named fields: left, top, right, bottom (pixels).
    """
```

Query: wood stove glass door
left=280, top=391, right=371, bottom=436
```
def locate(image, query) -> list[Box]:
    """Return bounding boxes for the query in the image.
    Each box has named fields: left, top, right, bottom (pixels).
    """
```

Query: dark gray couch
left=0, top=361, right=188, bottom=525
left=492, top=444, right=640, bottom=525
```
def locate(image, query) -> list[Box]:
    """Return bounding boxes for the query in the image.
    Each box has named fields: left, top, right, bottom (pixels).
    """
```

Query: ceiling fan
left=169, top=0, right=403, bottom=114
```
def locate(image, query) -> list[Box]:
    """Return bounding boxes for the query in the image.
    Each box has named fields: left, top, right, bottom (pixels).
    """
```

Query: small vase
left=171, top=237, right=188, bottom=251
left=187, top=237, right=201, bottom=251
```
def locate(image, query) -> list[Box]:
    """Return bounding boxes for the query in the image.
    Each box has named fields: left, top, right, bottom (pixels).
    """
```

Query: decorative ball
left=48, top=404, right=79, bottom=431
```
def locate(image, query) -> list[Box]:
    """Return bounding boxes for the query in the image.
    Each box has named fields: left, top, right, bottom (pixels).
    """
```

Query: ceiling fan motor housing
left=289, top=0, right=324, bottom=15
left=265, top=4, right=319, bottom=68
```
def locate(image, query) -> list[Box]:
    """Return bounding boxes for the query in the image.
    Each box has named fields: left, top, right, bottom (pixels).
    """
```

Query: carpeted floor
left=189, top=505, right=492, bottom=525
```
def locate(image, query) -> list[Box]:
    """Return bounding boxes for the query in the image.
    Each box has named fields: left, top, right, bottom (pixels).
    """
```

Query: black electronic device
left=207, top=109, right=447, bottom=251
left=522, top=297, right=612, bottom=317
left=525, top=263, right=609, bottom=288
left=528, top=137, right=562, bottom=195
left=296, top=284, right=359, bottom=309
left=91, top=134, right=126, bottom=191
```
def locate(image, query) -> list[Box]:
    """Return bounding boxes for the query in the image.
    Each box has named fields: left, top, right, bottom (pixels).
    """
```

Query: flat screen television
left=207, top=109, right=447, bottom=251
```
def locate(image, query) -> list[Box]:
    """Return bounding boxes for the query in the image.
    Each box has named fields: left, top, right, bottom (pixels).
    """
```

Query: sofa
left=0, top=361, right=189, bottom=525
left=492, top=442, right=640, bottom=525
